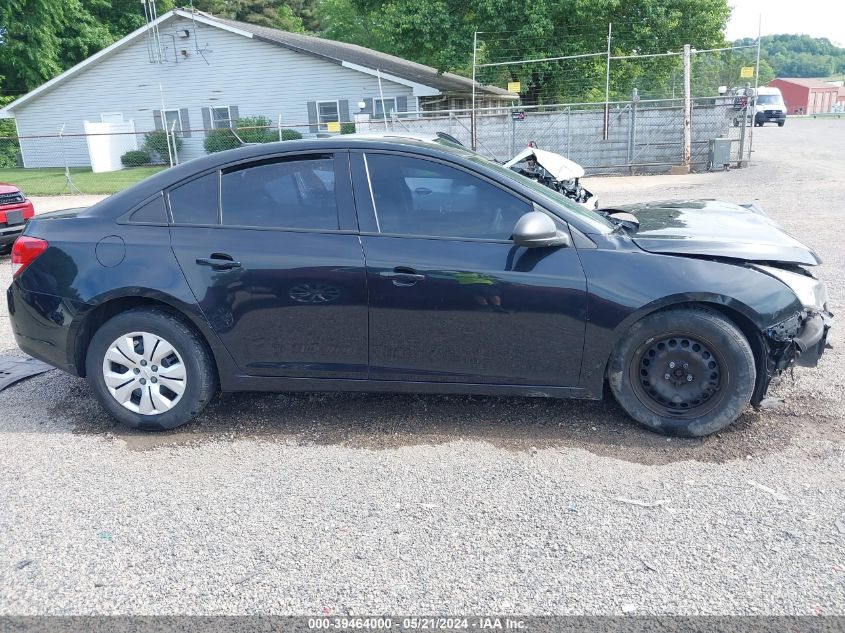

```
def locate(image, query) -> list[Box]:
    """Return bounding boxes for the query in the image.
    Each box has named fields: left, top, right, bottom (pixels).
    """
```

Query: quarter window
left=129, top=194, right=168, bottom=223
left=169, top=172, right=219, bottom=225
left=221, top=155, right=338, bottom=230
left=365, top=154, right=532, bottom=240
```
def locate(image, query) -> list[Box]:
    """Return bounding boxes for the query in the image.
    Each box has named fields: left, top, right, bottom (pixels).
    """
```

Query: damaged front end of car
left=752, top=265, right=833, bottom=405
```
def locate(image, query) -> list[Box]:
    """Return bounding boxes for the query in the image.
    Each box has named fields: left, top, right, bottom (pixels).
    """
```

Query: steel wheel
left=629, top=333, right=728, bottom=419
left=101, top=331, right=186, bottom=415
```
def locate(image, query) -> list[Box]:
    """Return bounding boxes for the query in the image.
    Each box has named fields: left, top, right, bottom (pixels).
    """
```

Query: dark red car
left=0, top=183, right=35, bottom=253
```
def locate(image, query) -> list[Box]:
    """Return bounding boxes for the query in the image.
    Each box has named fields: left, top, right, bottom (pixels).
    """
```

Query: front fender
left=576, top=246, right=803, bottom=396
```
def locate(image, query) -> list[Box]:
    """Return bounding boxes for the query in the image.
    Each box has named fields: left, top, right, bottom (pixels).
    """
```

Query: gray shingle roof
left=205, top=14, right=514, bottom=97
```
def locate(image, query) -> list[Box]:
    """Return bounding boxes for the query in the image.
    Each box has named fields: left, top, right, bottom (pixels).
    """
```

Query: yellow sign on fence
left=507, top=81, right=521, bottom=94
left=327, top=121, right=341, bottom=132
left=740, top=66, right=755, bottom=78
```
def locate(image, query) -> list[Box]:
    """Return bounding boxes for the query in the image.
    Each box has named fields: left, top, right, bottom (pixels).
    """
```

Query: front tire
left=608, top=307, right=755, bottom=437
left=86, top=307, right=217, bottom=430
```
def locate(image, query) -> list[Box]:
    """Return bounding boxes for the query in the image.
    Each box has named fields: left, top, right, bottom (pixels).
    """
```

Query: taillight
left=11, top=236, right=48, bottom=278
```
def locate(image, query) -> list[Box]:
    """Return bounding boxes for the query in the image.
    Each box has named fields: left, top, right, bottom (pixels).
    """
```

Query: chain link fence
left=379, top=95, right=749, bottom=173
left=1, top=98, right=752, bottom=197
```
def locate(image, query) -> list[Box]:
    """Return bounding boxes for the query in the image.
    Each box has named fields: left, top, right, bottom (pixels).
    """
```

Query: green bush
left=235, top=116, right=277, bottom=144
left=120, top=150, right=151, bottom=167
left=204, top=117, right=304, bottom=154
left=340, top=122, right=356, bottom=134
left=203, top=128, right=240, bottom=154
left=143, top=130, right=182, bottom=163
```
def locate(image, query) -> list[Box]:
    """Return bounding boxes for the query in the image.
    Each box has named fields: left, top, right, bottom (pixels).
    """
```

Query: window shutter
left=307, top=101, right=318, bottom=133
left=201, top=107, right=212, bottom=135
left=338, top=100, right=351, bottom=122
left=180, top=108, right=191, bottom=137
left=153, top=110, right=163, bottom=130
left=229, top=105, right=239, bottom=126
left=396, top=96, right=408, bottom=115
left=362, top=98, right=374, bottom=116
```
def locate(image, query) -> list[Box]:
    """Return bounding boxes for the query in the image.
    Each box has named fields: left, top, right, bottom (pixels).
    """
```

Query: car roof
left=81, top=136, right=609, bottom=236
left=98, top=137, right=468, bottom=207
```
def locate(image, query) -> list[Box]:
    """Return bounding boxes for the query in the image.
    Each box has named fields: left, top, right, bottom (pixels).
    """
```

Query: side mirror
left=607, top=211, right=640, bottom=233
left=512, top=211, right=571, bottom=248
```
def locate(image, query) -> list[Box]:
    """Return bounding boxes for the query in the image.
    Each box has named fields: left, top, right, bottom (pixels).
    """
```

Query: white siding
left=14, top=17, right=415, bottom=167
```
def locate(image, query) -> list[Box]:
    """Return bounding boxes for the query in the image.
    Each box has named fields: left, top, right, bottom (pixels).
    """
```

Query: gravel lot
left=0, top=119, right=843, bottom=616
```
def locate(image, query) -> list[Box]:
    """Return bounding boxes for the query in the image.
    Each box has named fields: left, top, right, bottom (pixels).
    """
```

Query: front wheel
left=86, top=307, right=218, bottom=430
left=608, top=307, right=755, bottom=437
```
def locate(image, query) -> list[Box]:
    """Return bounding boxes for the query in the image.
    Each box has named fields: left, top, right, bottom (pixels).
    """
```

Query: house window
left=373, top=98, right=396, bottom=119
left=212, top=106, right=233, bottom=129
left=317, top=101, right=339, bottom=131
left=100, top=112, right=124, bottom=123
left=163, top=109, right=183, bottom=134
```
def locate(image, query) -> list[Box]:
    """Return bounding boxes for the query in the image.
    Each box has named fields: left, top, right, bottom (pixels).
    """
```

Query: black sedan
left=7, top=137, right=832, bottom=436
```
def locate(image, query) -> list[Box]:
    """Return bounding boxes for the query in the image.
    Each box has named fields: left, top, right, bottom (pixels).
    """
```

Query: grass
left=0, top=166, right=166, bottom=196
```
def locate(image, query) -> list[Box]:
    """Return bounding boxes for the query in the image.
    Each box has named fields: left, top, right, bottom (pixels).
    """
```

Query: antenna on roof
left=141, top=0, right=164, bottom=63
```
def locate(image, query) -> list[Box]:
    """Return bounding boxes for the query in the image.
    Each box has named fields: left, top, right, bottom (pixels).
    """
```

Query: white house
left=0, top=8, right=515, bottom=167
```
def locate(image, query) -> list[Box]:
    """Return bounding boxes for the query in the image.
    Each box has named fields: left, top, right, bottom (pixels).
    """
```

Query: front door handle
left=196, top=253, right=242, bottom=271
left=380, top=267, right=425, bottom=286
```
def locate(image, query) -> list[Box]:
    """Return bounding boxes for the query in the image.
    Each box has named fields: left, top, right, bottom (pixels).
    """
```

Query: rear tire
left=86, top=307, right=217, bottom=430
left=778, top=121, right=785, bottom=127
left=608, top=307, right=755, bottom=437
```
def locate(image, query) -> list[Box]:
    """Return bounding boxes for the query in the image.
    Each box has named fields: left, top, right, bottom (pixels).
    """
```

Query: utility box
left=709, top=137, right=732, bottom=170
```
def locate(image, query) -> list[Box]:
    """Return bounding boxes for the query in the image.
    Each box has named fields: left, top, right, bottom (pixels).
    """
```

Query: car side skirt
left=220, top=374, right=589, bottom=400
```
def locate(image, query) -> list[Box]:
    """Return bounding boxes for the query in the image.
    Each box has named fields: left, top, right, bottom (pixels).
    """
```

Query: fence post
left=603, top=22, right=612, bottom=140
left=471, top=30, right=478, bottom=151
left=738, top=82, right=751, bottom=166
left=509, top=107, right=515, bottom=157
left=628, top=89, right=638, bottom=174
left=169, top=120, right=179, bottom=166
left=682, top=43, right=692, bottom=171
left=278, top=114, right=283, bottom=142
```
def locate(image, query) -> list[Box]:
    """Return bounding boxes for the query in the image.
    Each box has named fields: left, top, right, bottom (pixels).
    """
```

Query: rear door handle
left=196, top=253, right=241, bottom=271
left=379, top=267, right=425, bottom=286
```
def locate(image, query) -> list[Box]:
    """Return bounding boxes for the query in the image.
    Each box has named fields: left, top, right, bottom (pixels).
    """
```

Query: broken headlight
left=753, top=265, right=828, bottom=310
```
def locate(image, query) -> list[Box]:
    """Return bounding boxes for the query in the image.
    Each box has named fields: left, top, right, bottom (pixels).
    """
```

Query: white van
left=752, top=87, right=787, bottom=127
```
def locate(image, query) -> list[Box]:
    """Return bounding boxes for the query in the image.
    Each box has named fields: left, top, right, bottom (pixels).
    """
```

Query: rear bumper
left=7, top=282, right=85, bottom=375
left=0, top=224, right=25, bottom=248
left=0, top=200, right=35, bottom=249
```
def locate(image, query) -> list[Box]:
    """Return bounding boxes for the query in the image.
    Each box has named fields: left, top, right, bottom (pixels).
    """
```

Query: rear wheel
left=86, top=307, right=217, bottom=430
left=608, top=307, right=755, bottom=437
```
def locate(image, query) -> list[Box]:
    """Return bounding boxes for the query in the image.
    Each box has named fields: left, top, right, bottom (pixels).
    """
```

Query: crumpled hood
left=503, top=148, right=586, bottom=180
left=609, top=199, right=821, bottom=266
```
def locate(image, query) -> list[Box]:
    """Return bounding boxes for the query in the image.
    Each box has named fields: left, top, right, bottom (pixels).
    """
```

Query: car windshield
left=757, top=95, right=784, bottom=105
left=430, top=140, right=614, bottom=233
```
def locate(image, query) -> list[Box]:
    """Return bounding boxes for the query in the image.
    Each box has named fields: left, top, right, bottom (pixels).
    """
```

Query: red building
left=768, top=78, right=840, bottom=115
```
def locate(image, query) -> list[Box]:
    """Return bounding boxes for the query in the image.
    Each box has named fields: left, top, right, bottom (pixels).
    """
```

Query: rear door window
left=168, top=172, right=219, bottom=225
left=220, top=155, right=339, bottom=230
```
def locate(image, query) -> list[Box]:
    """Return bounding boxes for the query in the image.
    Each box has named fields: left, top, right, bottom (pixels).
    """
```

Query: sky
left=726, top=0, right=845, bottom=44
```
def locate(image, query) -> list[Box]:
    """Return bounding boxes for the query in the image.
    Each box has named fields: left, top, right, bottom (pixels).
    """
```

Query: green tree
left=320, top=0, right=731, bottom=103
left=734, top=34, right=845, bottom=78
